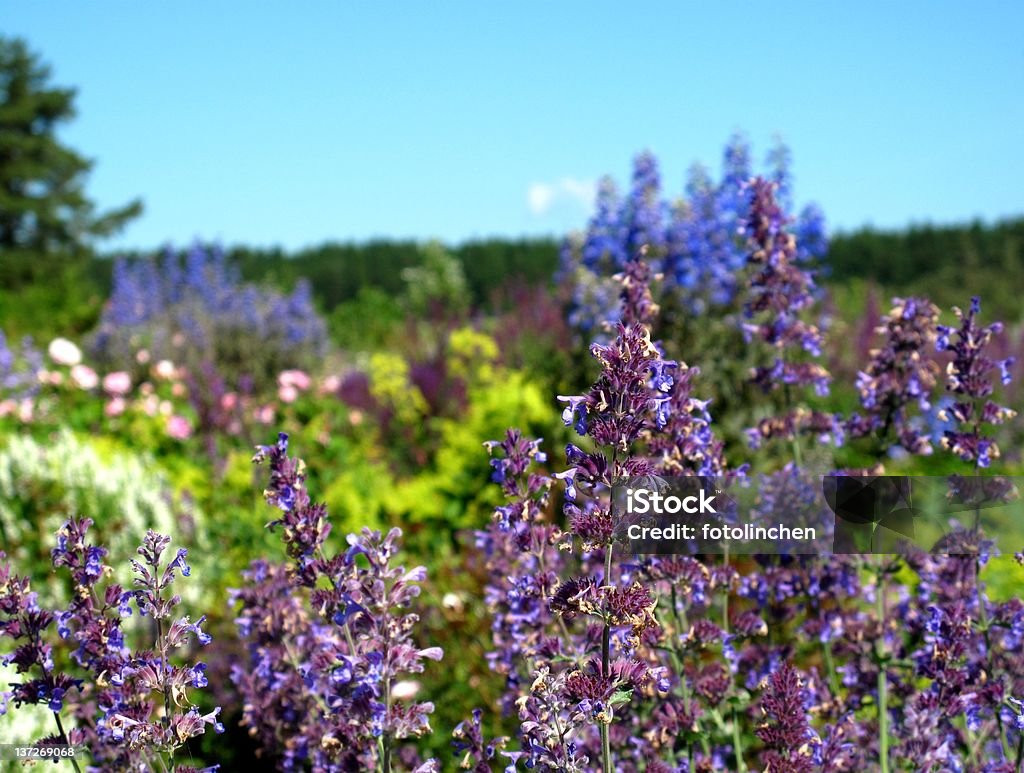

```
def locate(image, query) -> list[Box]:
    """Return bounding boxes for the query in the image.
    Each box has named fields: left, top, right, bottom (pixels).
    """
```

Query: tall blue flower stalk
left=91, top=244, right=327, bottom=393
left=561, top=136, right=828, bottom=333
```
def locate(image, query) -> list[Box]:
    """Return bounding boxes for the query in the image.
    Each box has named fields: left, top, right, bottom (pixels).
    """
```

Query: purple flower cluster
left=91, top=243, right=327, bottom=392
left=846, top=297, right=941, bottom=454
left=241, top=432, right=442, bottom=772
left=0, top=330, right=42, bottom=400
left=1, top=518, right=220, bottom=772
left=935, top=297, right=1017, bottom=467
left=741, top=177, right=842, bottom=451
left=464, top=244, right=1024, bottom=772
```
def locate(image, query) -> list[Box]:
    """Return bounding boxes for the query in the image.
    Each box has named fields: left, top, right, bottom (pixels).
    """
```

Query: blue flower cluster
left=560, top=136, right=827, bottom=334
left=0, top=330, right=42, bottom=401
left=91, top=243, right=327, bottom=391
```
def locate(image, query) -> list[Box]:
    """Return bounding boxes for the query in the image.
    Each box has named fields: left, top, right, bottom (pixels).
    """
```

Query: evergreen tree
left=0, top=36, right=141, bottom=337
left=0, top=35, right=141, bottom=283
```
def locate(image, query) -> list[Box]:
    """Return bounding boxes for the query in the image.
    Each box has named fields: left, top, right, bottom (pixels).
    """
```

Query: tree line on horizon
left=1, top=31, right=1022, bottom=339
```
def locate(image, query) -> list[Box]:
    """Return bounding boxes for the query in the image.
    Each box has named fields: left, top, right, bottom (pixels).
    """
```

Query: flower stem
left=53, top=713, right=82, bottom=773
left=600, top=544, right=613, bottom=773
left=876, top=569, right=889, bottom=773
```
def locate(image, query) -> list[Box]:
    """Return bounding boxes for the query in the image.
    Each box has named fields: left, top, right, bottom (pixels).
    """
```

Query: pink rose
left=319, top=375, right=342, bottom=395
left=278, top=369, right=312, bottom=391
left=278, top=384, right=299, bottom=404
left=17, top=399, right=34, bottom=423
left=105, top=397, right=127, bottom=417
left=254, top=405, right=275, bottom=425
left=166, top=415, right=192, bottom=440
left=102, top=371, right=132, bottom=396
left=71, top=364, right=99, bottom=390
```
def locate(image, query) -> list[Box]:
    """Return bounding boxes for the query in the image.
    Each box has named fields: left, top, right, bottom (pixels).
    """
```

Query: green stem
left=822, top=638, right=841, bottom=700
left=721, top=545, right=730, bottom=631
left=600, top=544, right=613, bottom=773
left=53, top=713, right=82, bottom=773
left=876, top=570, right=889, bottom=773
left=732, top=709, right=746, bottom=773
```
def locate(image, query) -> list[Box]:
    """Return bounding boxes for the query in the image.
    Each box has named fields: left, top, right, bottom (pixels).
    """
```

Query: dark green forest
left=3, top=217, right=1022, bottom=344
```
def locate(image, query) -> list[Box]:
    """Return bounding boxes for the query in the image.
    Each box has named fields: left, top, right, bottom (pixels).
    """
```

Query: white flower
left=47, top=338, right=82, bottom=366
left=153, top=360, right=176, bottom=380
left=390, top=680, right=421, bottom=700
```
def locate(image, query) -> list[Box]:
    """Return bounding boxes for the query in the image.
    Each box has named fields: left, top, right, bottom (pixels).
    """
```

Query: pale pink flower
left=142, top=394, right=160, bottom=417
left=319, top=374, right=342, bottom=395
left=38, top=370, right=63, bottom=386
left=0, top=399, right=16, bottom=417
left=139, top=382, right=154, bottom=396
left=159, top=400, right=173, bottom=416
left=278, top=369, right=311, bottom=391
left=166, top=415, right=192, bottom=440
left=105, top=397, right=127, bottom=417
left=153, top=360, right=176, bottom=380
left=171, top=382, right=187, bottom=398
left=47, top=338, right=82, bottom=366
left=349, top=410, right=364, bottom=426
left=102, top=371, right=132, bottom=396
left=221, top=392, right=238, bottom=411
left=17, top=399, right=34, bottom=423
left=278, top=384, right=299, bottom=404
left=70, top=364, right=99, bottom=390
left=136, top=349, right=151, bottom=365
left=254, top=405, right=275, bottom=425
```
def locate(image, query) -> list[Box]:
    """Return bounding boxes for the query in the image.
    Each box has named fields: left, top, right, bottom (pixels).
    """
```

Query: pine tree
left=0, top=35, right=141, bottom=283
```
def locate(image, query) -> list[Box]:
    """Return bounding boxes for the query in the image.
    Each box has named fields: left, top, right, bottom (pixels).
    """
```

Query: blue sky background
left=5, top=2, right=1024, bottom=251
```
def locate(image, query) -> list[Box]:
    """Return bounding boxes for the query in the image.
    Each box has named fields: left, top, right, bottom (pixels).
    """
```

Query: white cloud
left=527, top=177, right=597, bottom=216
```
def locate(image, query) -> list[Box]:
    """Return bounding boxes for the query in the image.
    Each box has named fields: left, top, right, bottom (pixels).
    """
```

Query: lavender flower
left=935, top=297, right=1017, bottom=467
left=245, top=434, right=442, bottom=771
left=740, top=177, right=841, bottom=450
left=2, top=518, right=219, bottom=772
left=846, top=297, right=941, bottom=454
left=756, top=663, right=819, bottom=773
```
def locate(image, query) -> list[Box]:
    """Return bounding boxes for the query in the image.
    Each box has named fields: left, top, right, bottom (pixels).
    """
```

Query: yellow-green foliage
left=321, top=328, right=552, bottom=542
left=368, top=351, right=429, bottom=423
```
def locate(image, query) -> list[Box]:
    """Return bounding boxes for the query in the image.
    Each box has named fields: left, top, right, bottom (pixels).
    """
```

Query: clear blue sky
left=6, top=2, right=1024, bottom=251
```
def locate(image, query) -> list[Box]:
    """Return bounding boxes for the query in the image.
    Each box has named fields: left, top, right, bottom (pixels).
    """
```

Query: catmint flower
left=756, top=663, right=819, bottom=772
left=244, top=435, right=442, bottom=769
left=846, top=297, right=941, bottom=454
left=935, top=297, right=1017, bottom=467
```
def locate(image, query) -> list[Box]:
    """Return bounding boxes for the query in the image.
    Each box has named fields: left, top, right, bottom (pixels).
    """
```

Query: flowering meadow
left=2, top=139, right=1024, bottom=772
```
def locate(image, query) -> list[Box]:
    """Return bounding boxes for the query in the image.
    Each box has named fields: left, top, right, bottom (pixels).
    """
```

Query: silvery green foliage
left=0, top=430, right=207, bottom=604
